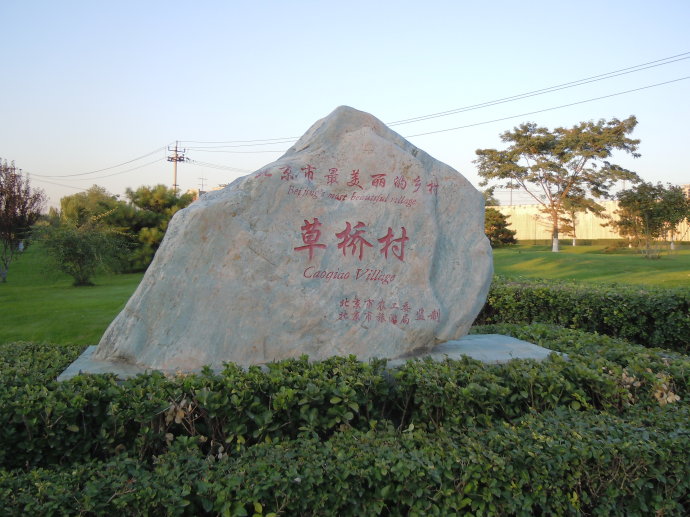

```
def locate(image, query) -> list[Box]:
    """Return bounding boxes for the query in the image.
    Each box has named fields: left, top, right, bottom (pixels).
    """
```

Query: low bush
left=0, top=327, right=688, bottom=514
left=476, top=277, right=690, bottom=353
left=1, top=406, right=687, bottom=516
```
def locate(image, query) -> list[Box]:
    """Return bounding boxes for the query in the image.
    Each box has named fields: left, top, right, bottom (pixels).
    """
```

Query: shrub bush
left=1, top=406, right=687, bottom=516
left=476, top=277, right=690, bottom=353
left=2, top=332, right=688, bottom=468
left=0, top=329, right=687, bottom=514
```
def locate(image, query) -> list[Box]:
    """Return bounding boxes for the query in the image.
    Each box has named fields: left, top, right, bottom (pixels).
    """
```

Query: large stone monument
left=62, top=106, right=500, bottom=378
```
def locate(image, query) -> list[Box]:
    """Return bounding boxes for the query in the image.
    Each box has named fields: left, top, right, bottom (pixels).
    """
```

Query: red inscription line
left=303, top=266, right=396, bottom=285
left=294, top=219, right=409, bottom=263
left=262, top=163, right=441, bottom=197
left=335, top=295, right=440, bottom=326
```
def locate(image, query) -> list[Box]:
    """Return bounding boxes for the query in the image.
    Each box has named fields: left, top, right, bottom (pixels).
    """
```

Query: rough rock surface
left=93, top=106, right=493, bottom=371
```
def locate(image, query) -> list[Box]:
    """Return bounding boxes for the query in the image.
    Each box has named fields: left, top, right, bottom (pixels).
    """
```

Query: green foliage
left=482, top=186, right=500, bottom=206
left=60, top=185, right=124, bottom=227
left=559, top=192, right=608, bottom=244
left=37, top=219, right=129, bottom=286
left=57, top=184, right=193, bottom=271
left=475, top=117, right=640, bottom=251
left=485, top=207, right=517, bottom=247
left=123, top=184, right=193, bottom=270
left=609, top=182, right=690, bottom=258
left=3, top=408, right=688, bottom=516
left=0, top=328, right=687, bottom=515
left=0, top=159, right=46, bottom=282
left=477, top=277, right=690, bottom=352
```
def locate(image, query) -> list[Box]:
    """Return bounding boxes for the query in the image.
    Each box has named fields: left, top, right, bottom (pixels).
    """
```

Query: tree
left=38, top=217, right=128, bottom=286
left=60, top=185, right=122, bottom=226
left=482, top=187, right=500, bottom=206
left=609, top=182, right=689, bottom=259
left=124, top=185, right=193, bottom=270
left=485, top=208, right=517, bottom=247
left=58, top=184, right=193, bottom=271
left=559, top=190, right=607, bottom=246
left=475, top=117, right=641, bottom=252
left=0, top=159, right=46, bottom=282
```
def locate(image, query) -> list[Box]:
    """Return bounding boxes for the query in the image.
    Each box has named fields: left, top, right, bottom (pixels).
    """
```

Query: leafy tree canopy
left=56, top=184, right=193, bottom=271
left=475, top=116, right=641, bottom=252
left=483, top=187, right=500, bottom=206
left=60, top=185, right=119, bottom=226
left=0, top=159, right=46, bottom=282
left=610, top=182, right=689, bottom=258
left=37, top=219, right=128, bottom=286
left=124, top=185, right=193, bottom=269
left=485, top=208, right=517, bottom=247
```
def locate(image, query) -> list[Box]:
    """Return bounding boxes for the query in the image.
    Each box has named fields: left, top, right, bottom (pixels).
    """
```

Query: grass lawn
left=2, top=242, right=688, bottom=346
left=493, top=243, right=690, bottom=287
left=0, top=245, right=143, bottom=345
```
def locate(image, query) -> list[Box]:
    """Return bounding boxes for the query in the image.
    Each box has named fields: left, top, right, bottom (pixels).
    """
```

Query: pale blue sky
left=2, top=0, right=689, bottom=208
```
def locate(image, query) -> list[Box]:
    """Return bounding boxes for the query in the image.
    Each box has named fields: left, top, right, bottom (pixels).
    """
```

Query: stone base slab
left=57, top=334, right=560, bottom=381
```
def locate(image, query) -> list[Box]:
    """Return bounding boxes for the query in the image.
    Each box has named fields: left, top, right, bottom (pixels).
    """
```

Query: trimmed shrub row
left=476, top=277, right=690, bottom=353
left=1, top=406, right=688, bottom=516
left=1, top=321, right=688, bottom=515
left=1, top=329, right=687, bottom=470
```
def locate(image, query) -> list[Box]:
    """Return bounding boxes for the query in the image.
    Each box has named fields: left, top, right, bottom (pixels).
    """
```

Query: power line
left=184, top=139, right=296, bottom=149
left=186, top=149, right=287, bottom=154
left=180, top=136, right=299, bottom=145
left=35, top=158, right=166, bottom=182
left=404, top=76, right=690, bottom=138
left=185, top=158, right=252, bottom=173
left=176, top=51, right=689, bottom=145
left=31, top=177, right=89, bottom=191
left=388, top=52, right=690, bottom=126
left=183, top=73, right=689, bottom=172
left=81, top=158, right=165, bottom=180
left=31, top=146, right=168, bottom=178
left=28, top=51, right=690, bottom=187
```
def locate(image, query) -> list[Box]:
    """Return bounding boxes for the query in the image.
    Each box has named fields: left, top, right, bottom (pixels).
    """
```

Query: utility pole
left=198, top=177, right=207, bottom=191
left=167, top=141, right=186, bottom=194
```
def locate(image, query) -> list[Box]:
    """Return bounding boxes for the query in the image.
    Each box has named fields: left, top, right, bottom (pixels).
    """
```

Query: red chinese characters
left=394, top=175, right=407, bottom=189
left=370, top=173, right=386, bottom=188
left=347, top=169, right=364, bottom=189
left=295, top=219, right=411, bottom=263
left=326, top=168, right=339, bottom=185
left=377, top=227, right=408, bottom=262
left=336, top=221, right=373, bottom=260
left=336, top=297, right=440, bottom=327
left=293, top=218, right=327, bottom=261
left=301, top=164, right=316, bottom=181
left=263, top=163, right=440, bottom=198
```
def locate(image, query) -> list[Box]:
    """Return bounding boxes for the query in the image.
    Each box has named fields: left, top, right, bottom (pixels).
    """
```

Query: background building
left=490, top=200, right=690, bottom=243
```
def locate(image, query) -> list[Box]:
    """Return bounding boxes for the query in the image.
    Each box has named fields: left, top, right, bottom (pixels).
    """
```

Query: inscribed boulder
left=93, top=106, right=493, bottom=371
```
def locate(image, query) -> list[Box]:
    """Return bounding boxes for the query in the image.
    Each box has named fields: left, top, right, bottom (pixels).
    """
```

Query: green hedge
left=476, top=277, right=690, bottom=353
left=0, top=329, right=688, bottom=515
left=2, top=331, right=687, bottom=470
left=2, top=406, right=688, bottom=516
